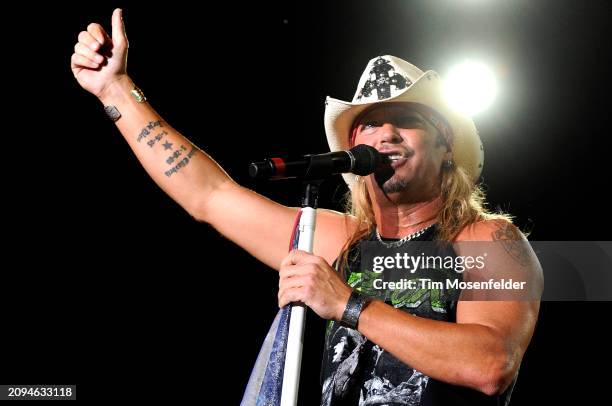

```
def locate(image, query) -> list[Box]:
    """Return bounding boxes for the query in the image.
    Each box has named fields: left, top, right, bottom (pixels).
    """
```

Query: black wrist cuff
left=104, top=105, right=122, bottom=122
left=339, top=291, right=369, bottom=330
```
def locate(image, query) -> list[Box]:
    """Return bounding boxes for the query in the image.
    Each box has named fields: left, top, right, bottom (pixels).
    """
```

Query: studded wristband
left=339, top=291, right=369, bottom=330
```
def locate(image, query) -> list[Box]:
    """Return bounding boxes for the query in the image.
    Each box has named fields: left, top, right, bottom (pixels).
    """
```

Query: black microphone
left=249, top=144, right=382, bottom=180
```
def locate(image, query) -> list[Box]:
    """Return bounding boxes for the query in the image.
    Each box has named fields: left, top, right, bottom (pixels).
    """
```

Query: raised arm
left=71, top=9, right=356, bottom=270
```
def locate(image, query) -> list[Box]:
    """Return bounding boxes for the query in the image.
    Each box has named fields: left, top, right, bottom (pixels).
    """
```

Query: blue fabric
left=257, top=306, right=291, bottom=405
left=241, top=211, right=302, bottom=406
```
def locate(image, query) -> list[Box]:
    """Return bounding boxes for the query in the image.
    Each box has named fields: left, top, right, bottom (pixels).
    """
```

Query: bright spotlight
left=443, top=61, right=497, bottom=115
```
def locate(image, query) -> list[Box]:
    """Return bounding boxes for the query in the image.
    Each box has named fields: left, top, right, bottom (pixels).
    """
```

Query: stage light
left=443, top=60, right=497, bottom=115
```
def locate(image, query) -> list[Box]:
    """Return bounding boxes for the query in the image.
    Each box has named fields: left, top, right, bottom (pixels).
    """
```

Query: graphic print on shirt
left=321, top=233, right=461, bottom=405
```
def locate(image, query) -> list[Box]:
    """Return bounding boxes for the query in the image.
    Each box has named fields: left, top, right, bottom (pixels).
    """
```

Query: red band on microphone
left=271, top=157, right=286, bottom=177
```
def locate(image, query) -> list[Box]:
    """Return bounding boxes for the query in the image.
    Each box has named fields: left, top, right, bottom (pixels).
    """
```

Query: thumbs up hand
left=71, top=8, right=129, bottom=99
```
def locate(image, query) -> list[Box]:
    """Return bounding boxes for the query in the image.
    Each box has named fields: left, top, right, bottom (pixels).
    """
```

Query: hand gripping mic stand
left=248, top=145, right=380, bottom=405
left=280, top=179, right=321, bottom=406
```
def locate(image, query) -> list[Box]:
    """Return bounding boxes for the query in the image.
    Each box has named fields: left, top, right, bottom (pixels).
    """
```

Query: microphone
left=249, top=144, right=382, bottom=180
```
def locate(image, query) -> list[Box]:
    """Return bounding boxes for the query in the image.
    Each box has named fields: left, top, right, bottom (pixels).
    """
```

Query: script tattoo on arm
left=146, top=131, right=169, bottom=147
left=136, top=120, right=164, bottom=143
left=164, top=145, right=197, bottom=177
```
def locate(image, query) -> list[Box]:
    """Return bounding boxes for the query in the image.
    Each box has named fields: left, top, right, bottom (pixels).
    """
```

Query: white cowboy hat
left=324, top=55, right=484, bottom=188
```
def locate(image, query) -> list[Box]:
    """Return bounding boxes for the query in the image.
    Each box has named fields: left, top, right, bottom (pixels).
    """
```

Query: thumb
left=111, top=8, right=127, bottom=46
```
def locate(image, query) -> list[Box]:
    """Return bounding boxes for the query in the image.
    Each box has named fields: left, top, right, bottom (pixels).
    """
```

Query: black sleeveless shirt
left=320, top=226, right=516, bottom=406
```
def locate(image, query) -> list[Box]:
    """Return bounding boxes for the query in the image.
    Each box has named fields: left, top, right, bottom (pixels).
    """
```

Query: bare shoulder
left=317, top=209, right=360, bottom=233
left=455, top=218, right=525, bottom=242
left=455, top=219, right=537, bottom=270
left=314, top=209, right=360, bottom=264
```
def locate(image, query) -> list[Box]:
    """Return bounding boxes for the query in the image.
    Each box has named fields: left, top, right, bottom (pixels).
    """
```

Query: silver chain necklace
left=375, top=223, right=435, bottom=248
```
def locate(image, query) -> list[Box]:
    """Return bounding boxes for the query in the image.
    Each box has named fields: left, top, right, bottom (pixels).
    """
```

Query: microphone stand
left=280, top=179, right=322, bottom=406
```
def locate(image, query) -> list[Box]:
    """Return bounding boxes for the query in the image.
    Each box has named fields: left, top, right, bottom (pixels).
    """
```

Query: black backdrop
left=5, top=0, right=611, bottom=403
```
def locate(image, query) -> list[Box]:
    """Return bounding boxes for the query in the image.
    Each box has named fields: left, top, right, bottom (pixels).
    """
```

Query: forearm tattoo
left=146, top=130, right=168, bottom=147
left=164, top=145, right=197, bottom=177
left=136, top=120, right=164, bottom=143
left=133, top=120, right=197, bottom=177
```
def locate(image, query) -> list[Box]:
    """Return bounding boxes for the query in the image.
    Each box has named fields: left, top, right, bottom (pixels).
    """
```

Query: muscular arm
left=358, top=299, right=537, bottom=395
left=356, top=220, right=542, bottom=395
left=72, top=10, right=355, bottom=270
left=98, top=78, right=356, bottom=269
left=98, top=75, right=233, bottom=221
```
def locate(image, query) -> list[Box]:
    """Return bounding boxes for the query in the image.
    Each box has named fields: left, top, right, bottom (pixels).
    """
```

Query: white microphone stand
left=280, top=181, right=321, bottom=406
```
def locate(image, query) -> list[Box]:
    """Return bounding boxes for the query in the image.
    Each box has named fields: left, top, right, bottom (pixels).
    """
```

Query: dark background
left=5, top=0, right=611, bottom=403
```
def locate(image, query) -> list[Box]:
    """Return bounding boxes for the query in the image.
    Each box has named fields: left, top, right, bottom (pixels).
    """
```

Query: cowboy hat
left=324, top=55, right=484, bottom=188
